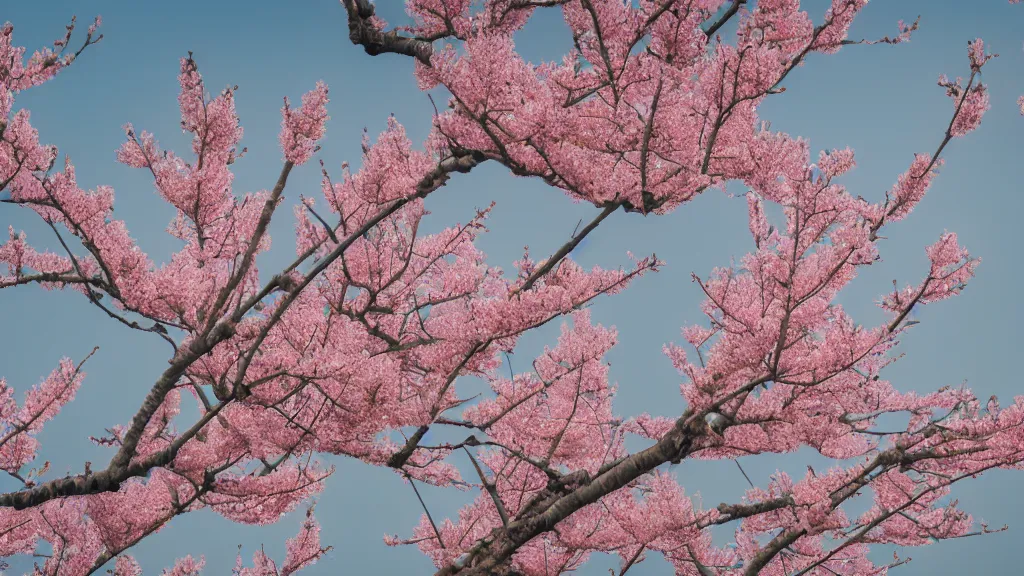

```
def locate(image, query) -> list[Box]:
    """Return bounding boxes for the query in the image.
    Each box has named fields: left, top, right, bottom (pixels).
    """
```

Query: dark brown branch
left=342, top=0, right=435, bottom=65
left=703, top=0, right=747, bottom=38
left=512, top=202, right=620, bottom=295
left=203, top=160, right=294, bottom=334
left=0, top=396, right=229, bottom=509
left=407, top=474, right=446, bottom=549
left=464, top=447, right=511, bottom=527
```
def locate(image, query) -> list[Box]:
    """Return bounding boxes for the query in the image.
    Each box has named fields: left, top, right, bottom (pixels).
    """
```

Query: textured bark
left=342, top=0, right=435, bottom=64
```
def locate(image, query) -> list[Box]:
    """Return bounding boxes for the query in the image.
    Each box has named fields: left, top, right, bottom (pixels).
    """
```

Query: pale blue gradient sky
left=1, top=1, right=1022, bottom=574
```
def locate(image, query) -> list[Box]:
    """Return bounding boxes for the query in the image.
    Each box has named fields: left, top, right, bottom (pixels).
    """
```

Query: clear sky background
left=1, top=1, right=1022, bottom=574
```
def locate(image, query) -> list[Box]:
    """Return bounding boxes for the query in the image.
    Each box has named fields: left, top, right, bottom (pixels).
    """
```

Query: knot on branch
left=387, top=424, right=430, bottom=468
left=667, top=417, right=706, bottom=464
left=273, top=273, right=298, bottom=293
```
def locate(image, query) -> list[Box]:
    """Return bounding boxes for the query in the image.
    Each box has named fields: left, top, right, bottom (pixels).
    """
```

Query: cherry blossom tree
left=0, top=1, right=1021, bottom=574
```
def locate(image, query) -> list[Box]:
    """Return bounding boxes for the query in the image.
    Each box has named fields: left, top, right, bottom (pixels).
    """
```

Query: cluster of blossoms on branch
left=0, top=0, right=1021, bottom=574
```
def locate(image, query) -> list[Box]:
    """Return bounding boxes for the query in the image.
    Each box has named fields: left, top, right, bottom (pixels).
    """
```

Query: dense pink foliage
left=0, top=1, right=1021, bottom=575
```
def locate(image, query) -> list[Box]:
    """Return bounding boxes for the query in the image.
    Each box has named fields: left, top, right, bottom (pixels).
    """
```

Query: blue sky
left=2, top=1, right=1022, bottom=574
